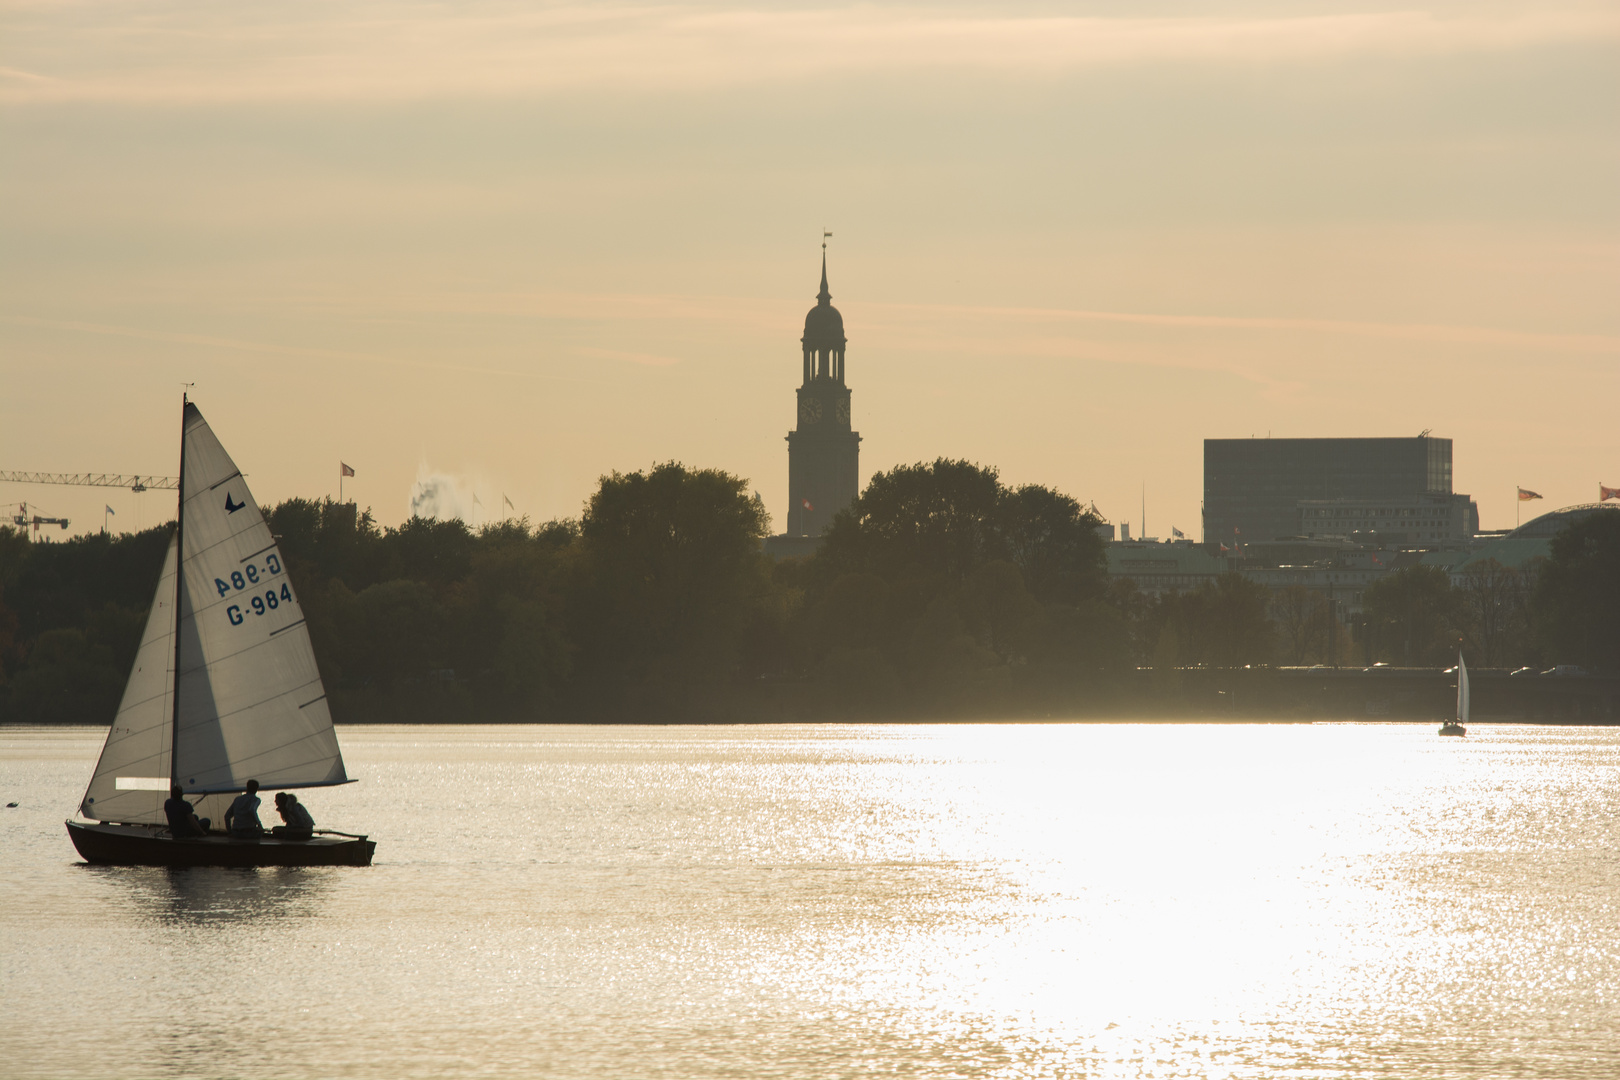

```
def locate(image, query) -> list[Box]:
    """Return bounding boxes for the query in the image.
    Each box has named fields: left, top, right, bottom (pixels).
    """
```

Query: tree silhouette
left=1534, top=512, right=1620, bottom=671
left=1363, top=565, right=1463, bottom=666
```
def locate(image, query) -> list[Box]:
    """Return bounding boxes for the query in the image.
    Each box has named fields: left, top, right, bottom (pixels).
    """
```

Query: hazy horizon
left=4, top=0, right=1616, bottom=540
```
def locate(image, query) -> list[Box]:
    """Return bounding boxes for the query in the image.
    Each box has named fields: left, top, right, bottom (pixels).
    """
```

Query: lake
left=4, top=722, right=1619, bottom=1079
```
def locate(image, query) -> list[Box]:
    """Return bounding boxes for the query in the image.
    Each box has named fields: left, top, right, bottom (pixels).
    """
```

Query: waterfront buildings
left=1105, top=504, right=1616, bottom=643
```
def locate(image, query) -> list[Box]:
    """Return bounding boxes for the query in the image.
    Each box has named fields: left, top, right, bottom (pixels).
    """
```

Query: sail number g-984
left=218, top=553, right=292, bottom=626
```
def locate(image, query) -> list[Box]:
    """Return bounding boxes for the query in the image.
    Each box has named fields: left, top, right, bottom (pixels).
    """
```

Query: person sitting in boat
left=224, top=779, right=264, bottom=838
left=163, top=785, right=210, bottom=838
left=272, top=791, right=315, bottom=840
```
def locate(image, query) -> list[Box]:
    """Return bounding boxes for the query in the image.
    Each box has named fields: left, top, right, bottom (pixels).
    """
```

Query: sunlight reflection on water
left=4, top=722, right=1619, bottom=1079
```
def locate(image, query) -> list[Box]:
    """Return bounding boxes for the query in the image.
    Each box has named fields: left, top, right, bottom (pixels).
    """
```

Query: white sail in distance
left=80, top=535, right=179, bottom=823
left=173, top=402, right=349, bottom=795
left=1456, top=653, right=1470, bottom=724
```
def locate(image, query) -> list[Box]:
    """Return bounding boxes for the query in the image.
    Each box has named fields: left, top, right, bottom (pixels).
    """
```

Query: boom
left=0, top=470, right=178, bottom=492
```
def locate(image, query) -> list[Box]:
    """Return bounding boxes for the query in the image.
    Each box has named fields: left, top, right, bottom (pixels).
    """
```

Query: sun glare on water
left=5, top=722, right=1619, bottom=1079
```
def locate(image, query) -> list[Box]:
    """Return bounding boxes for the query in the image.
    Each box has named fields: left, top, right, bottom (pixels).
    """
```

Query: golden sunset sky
left=3, top=1, right=1616, bottom=539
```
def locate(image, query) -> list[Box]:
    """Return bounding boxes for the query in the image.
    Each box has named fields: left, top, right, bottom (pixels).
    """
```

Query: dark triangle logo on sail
left=225, top=493, right=245, bottom=514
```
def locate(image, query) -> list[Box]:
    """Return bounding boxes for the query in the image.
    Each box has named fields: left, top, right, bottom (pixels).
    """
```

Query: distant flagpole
left=1516, top=485, right=1543, bottom=526
left=340, top=462, right=355, bottom=504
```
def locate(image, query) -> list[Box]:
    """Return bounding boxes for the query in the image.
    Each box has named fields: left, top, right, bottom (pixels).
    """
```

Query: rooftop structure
left=1420, top=503, right=1620, bottom=582
left=1508, top=503, right=1619, bottom=538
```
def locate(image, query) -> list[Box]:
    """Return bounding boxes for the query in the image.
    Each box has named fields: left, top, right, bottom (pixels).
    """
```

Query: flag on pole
left=105, top=505, right=115, bottom=516
left=503, top=494, right=515, bottom=512
left=1601, top=484, right=1619, bottom=502
left=1171, top=526, right=1185, bottom=539
left=340, top=462, right=355, bottom=477
left=801, top=497, right=814, bottom=511
left=1517, top=487, right=1543, bottom=501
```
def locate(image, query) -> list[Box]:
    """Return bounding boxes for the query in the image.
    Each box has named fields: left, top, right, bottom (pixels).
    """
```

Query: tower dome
left=801, top=254, right=846, bottom=352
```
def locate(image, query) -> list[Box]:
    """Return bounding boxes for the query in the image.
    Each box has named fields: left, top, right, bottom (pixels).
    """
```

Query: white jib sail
left=173, top=403, right=349, bottom=795
left=80, top=534, right=180, bottom=823
left=1456, top=654, right=1470, bottom=724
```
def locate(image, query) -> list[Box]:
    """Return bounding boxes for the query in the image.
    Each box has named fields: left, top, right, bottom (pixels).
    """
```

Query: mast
left=169, top=394, right=187, bottom=787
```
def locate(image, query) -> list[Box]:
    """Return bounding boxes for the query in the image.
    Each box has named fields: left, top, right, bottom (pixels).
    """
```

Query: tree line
left=2, top=460, right=1614, bottom=723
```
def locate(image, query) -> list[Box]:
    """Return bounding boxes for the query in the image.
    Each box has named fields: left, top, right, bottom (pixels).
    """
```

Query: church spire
left=785, top=239, right=859, bottom=542
left=801, top=240, right=846, bottom=384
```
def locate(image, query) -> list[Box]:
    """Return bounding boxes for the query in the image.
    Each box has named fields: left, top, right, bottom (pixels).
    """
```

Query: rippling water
left=4, top=722, right=1619, bottom=1079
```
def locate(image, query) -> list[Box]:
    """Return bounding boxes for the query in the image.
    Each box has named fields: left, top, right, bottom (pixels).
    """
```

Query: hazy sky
left=3, top=0, right=1616, bottom=541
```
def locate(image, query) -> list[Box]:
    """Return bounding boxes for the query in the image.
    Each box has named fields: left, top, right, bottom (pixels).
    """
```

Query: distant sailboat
left=1440, top=653, right=1469, bottom=737
left=66, top=399, right=374, bottom=866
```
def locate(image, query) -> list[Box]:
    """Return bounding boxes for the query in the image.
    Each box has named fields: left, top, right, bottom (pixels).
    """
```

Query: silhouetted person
left=164, top=785, right=210, bottom=838
left=224, top=779, right=263, bottom=838
left=272, top=791, right=315, bottom=840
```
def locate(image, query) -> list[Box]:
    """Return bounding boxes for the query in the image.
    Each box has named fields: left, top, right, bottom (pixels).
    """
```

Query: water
left=4, top=722, right=1619, bottom=1079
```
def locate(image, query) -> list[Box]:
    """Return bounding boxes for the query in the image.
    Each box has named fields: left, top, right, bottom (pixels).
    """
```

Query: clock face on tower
left=835, top=399, right=849, bottom=425
left=800, top=399, right=822, bottom=424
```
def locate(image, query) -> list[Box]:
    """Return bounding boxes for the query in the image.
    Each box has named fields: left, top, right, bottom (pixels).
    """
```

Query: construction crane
left=0, top=470, right=178, bottom=492
left=1, top=471, right=178, bottom=540
left=9, top=503, right=71, bottom=534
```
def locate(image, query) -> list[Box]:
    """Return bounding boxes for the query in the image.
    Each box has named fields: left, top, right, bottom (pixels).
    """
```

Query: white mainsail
left=172, top=403, right=348, bottom=795
left=1456, top=653, right=1471, bottom=724
left=80, top=535, right=179, bottom=823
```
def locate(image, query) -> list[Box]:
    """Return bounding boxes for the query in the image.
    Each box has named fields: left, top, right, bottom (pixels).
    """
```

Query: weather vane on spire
left=822, top=228, right=832, bottom=251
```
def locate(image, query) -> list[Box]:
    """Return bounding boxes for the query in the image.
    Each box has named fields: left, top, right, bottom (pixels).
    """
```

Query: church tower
left=786, top=253, right=861, bottom=537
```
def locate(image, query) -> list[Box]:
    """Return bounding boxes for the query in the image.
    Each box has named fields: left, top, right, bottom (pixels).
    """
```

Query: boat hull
left=67, top=821, right=375, bottom=867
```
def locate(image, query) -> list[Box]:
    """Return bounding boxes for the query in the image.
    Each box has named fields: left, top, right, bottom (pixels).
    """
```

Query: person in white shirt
left=224, top=779, right=263, bottom=838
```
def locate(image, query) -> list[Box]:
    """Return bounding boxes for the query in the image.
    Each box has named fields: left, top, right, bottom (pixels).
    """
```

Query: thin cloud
left=574, top=345, right=682, bottom=367
left=0, top=312, right=613, bottom=384
left=15, top=293, right=1611, bottom=364
left=866, top=301, right=1620, bottom=357
left=232, top=287, right=1620, bottom=358
left=4, top=3, right=1616, bottom=103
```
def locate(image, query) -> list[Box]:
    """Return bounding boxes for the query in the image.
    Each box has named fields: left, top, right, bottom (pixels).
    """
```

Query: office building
left=1204, top=436, right=1475, bottom=545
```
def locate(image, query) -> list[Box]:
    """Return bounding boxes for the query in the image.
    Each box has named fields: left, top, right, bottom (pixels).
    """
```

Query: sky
left=2, top=0, right=1617, bottom=541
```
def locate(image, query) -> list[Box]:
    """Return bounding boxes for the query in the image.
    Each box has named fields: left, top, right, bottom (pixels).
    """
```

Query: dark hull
left=1439, top=723, right=1467, bottom=737
left=67, top=821, right=375, bottom=867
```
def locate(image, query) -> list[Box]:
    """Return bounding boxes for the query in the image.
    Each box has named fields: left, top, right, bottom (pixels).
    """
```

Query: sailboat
left=66, top=399, right=374, bottom=867
left=1439, top=652, right=1469, bottom=737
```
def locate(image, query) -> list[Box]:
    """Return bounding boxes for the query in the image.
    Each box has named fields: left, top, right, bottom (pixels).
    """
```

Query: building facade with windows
left=1296, top=493, right=1478, bottom=546
left=1204, top=436, right=1474, bottom=544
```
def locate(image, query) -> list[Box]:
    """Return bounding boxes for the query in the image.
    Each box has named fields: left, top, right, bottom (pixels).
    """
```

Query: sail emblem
left=225, top=493, right=245, bottom=513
